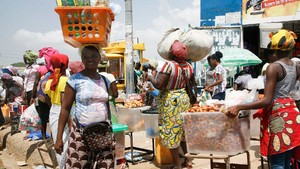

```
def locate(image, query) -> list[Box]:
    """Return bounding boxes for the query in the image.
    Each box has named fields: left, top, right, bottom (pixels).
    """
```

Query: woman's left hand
left=54, top=139, right=64, bottom=155
left=226, top=106, right=240, bottom=118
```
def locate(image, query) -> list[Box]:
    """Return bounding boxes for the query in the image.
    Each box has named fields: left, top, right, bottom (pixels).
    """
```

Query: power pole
left=125, top=0, right=134, bottom=95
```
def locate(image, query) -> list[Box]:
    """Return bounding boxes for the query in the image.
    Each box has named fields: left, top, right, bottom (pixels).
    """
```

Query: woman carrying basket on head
left=54, top=44, right=115, bottom=169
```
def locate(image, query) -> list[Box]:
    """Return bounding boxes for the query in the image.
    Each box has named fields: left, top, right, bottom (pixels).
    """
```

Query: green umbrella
left=204, top=48, right=262, bottom=67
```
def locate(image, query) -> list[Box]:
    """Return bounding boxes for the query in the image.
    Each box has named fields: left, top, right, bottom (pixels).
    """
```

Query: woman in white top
left=204, top=51, right=227, bottom=100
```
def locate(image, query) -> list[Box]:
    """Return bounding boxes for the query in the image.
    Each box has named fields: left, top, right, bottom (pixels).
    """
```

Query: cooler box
left=142, top=109, right=159, bottom=138
left=181, top=112, right=250, bottom=155
left=116, top=106, right=150, bottom=132
left=112, top=123, right=128, bottom=160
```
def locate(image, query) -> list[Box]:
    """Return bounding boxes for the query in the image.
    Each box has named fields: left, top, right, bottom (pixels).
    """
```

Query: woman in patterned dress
left=227, top=29, right=300, bottom=168
left=147, top=40, right=196, bottom=169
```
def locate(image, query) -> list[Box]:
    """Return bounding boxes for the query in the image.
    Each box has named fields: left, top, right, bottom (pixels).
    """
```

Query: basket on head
left=55, top=7, right=115, bottom=48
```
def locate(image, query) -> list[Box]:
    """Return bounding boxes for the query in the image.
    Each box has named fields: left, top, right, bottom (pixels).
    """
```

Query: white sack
left=180, top=28, right=213, bottom=62
left=157, top=28, right=183, bottom=61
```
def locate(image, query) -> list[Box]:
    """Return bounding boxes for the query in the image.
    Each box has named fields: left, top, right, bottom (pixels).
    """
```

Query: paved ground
left=0, top=125, right=268, bottom=169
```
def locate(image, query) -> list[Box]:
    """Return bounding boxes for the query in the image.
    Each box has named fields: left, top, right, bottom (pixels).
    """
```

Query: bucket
left=112, top=124, right=128, bottom=160
left=142, top=109, right=159, bottom=138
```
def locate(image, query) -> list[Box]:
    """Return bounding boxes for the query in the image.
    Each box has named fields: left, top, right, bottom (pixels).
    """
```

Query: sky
left=0, top=0, right=200, bottom=66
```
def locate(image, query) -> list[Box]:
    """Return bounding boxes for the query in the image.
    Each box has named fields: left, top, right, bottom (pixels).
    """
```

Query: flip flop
left=181, top=159, right=193, bottom=168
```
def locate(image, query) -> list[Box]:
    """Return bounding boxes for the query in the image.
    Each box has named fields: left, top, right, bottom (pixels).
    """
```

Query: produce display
left=120, top=100, right=145, bottom=108
left=116, top=106, right=151, bottom=132
left=182, top=112, right=250, bottom=155
left=185, top=103, right=226, bottom=113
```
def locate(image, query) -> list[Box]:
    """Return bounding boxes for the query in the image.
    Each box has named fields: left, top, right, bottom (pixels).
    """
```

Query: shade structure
left=205, top=48, right=262, bottom=67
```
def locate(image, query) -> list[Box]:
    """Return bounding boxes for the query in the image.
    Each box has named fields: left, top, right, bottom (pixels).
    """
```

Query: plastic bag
left=19, top=104, right=42, bottom=131
left=157, top=28, right=183, bottom=60
left=198, top=89, right=212, bottom=105
left=180, top=28, right=213, bottom=62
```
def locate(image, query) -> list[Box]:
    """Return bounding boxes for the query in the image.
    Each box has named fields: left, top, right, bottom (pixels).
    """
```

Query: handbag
left=177, top=62, right=197, bottom=104
left=77, top=75, right=114, bottom=152
left=79, top=121, right=114, bottom=152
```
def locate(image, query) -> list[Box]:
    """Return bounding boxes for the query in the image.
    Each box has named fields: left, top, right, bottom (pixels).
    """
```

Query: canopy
left=205, top=48, right=262, bottom=67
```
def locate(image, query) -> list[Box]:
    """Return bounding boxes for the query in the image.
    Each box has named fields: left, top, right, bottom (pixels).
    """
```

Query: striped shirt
left=159, top=61, right=193, bottom=90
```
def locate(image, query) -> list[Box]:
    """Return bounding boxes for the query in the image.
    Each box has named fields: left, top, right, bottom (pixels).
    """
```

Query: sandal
left=181, top=159, right=193, bottom=168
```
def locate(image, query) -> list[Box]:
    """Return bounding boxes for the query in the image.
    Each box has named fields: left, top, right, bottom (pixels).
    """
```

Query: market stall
left=116, top=100, right=155, bottom=163
left=182, top=109, right=250, bottom=168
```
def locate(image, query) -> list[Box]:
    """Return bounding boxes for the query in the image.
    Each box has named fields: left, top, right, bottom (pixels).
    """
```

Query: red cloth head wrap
left=48, top=54, right=69, bottom=91
left=171, top=40, right=188, bottom=62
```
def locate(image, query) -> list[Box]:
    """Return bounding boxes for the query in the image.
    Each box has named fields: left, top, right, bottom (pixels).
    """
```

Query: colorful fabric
left=37, top=66, right=48, bottom=76
left=48, top=54, right=69, bottom=91
left=45, top=76, right=68, bottom=105
left=23, top=64, right=39, bottom=92
left=69, top=61, right=85, bottom=74
left=212, top=64, right=227, bottom=97
left=67, top=73, right=111, bottom=126
left=65, top=120, right=115, bottom=169
left=39, top=47, right=60, bottom=72
left=1, top=73, right=12, bottom=80
left=23, top=50, right=38, bottom=64
left=158, top=88, right=190, bottom=149
left=254, top=97, right=300, bottom=156
left=268, top=29, right=297, bottom=51
left=37, top=72, right=51, bottom=103
left=159, top=61, right=193, bottom=90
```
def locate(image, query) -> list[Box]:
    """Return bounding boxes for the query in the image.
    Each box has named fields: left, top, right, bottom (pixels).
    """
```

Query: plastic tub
left=181, top=112, right=250, bottom=155
left=55, top=7, right=114, bottom=48
left=142, top=109, right=159, bottom=138
left=116, top=106, right=150, bottom=132
left=112, top=124, right=128, bottom=160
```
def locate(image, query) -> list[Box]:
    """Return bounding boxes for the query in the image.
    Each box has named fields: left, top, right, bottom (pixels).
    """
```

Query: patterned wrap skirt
left=254, top=97, right=300, bottom=156
left=65, top=120, right=115, bottom=169
left=158, top=88, right=190, bottom=149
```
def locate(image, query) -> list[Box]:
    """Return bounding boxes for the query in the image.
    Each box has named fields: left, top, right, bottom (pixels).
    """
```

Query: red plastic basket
left=55, top=7, right=114, bottom=48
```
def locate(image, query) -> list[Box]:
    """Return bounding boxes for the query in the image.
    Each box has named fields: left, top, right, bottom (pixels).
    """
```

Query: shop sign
left=201, top=0, right=242, bottom=26
left=201, top=27, right=242, bottom=54
left=243, top=0, right=300, bottom=25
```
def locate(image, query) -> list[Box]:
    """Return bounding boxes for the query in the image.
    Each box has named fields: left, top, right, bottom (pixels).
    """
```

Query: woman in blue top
left=54, top=45, right=117, bottom=168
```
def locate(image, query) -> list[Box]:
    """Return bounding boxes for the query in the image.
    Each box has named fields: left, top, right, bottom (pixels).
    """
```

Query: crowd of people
left=0, top=29, right=300, bottom=169
left=0, top=45, right=119, bottom=168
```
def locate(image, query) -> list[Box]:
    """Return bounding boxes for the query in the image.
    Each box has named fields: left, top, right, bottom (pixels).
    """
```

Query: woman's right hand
left=54, top=139, right=64, bottom=155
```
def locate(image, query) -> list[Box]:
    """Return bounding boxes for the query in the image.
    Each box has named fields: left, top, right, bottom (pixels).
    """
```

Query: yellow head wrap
left=267, top=29, right=297, bottom=51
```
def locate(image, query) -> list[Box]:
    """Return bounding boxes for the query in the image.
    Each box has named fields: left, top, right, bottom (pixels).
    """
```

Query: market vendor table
left=182, top=112, right=251, bottom=169
left=116, top=106, right=155, bottom=163
left=186, top=151, right=250, bottom=169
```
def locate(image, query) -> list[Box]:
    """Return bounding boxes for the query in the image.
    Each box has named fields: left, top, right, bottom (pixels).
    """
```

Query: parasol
left=205, top=48, right=262, bottom=67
